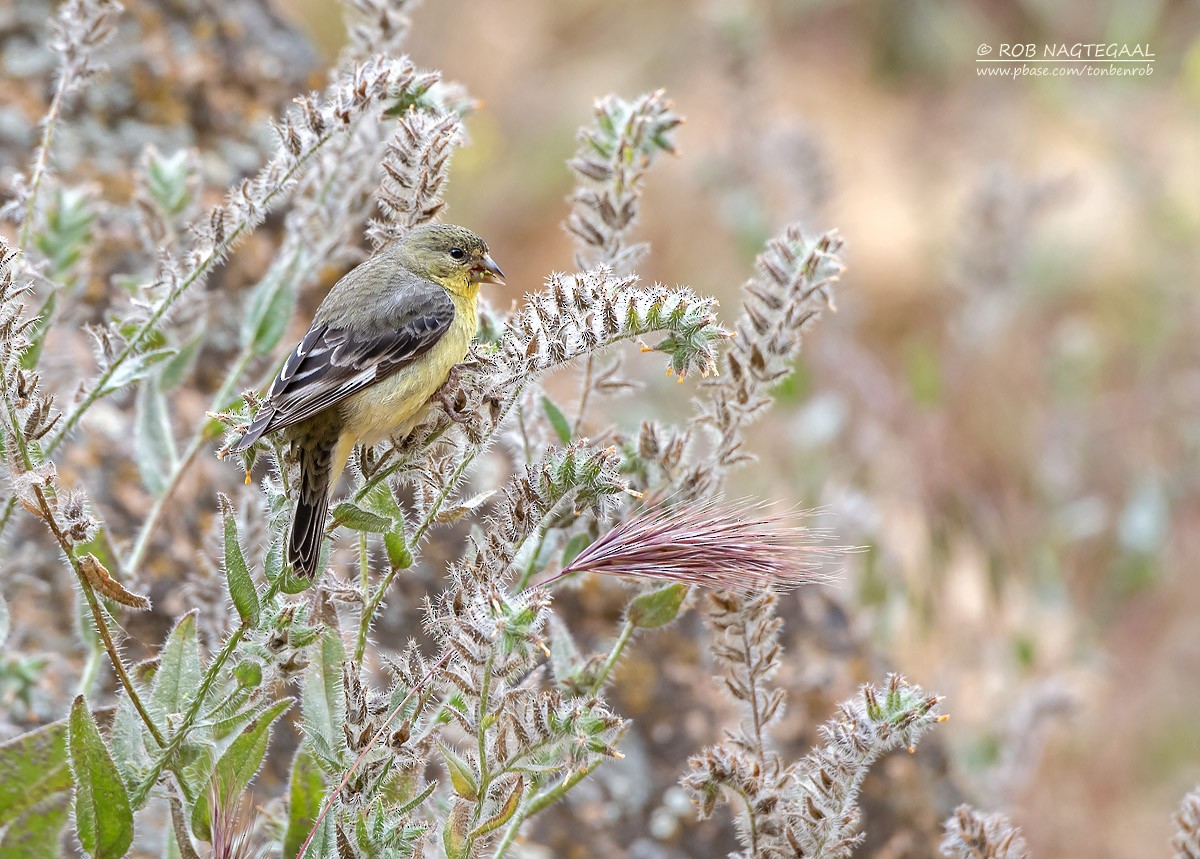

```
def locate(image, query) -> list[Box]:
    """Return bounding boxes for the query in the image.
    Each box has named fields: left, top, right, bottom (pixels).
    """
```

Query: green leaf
left=109, top=692, right=152, bottom=787
left=220, top=496, right=260, bottom=626
left=191, top=698, right=292, bottom=841
left=158, top=330, right=202, bottom=390
left=628, top=583, right=689, bottom=629
left=360, top=480, right=403, bottom=520
left=561, top=533, right=591, bottom=568
left=263, top=540, right=284, bottom=585
left=146, top=149, right=192, bottom=215
left=134, top=375, right=178, bottom=495
left=330, top=501, right=391, bottom=533
left=233, top=660, right=263, bottom=689
left=470, top=775, right=523, bottom=837
left=384, top=530, right=413, bottom=570
left=97, top=347, right=176, bottom=397
left=0, top=793, right=71, bottom=858
left=301, top=630, right=345, bottom=753
left=438, top=743, right=478, bottom=801
left=284, top=748, right=325, bottom=859
left=541, top=395, right=572, bottom=445
left=242, top=263, right=299, bottom=356
left=442, top=800, right=471, bottom=859
left=0, top=720, right=71, bottom=826
left=68, top=696, right=134, bottom=859
left=151, top=612, right=202, bottom=717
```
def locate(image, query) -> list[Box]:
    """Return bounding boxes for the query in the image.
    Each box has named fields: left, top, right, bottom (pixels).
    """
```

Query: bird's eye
left=449, top=248, right=465, bottom=260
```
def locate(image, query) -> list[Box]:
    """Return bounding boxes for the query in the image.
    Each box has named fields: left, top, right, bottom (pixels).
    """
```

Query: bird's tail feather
left=289, top=444, right=333, bottom=579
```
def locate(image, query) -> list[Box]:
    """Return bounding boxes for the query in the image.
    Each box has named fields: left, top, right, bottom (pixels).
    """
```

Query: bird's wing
left=232, top=281, right=455, bottom=450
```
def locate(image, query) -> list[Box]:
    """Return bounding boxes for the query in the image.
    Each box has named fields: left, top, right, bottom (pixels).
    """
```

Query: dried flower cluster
left=566, top=90, right=683, bottom=273
left=687, top=224, right=845, bottom=496
left=685, top=666, right=943, bottom=858
left=1174, top=785, right=1200, bottom=859
left=2, top=0, right=122, bottom=251
left=940, top=805, right=1031, bottom=859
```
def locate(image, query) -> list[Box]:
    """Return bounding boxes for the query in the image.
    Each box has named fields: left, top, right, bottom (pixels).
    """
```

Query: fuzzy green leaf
left=541, top=395, right=572, bottom=445
left=471, top=775, right=524, bottom=838
left=134, top=376, right=178, bottom=494
left=384, top=530, right=413, bottom=571
left=220, top=497, right=260, bottom=626
left=233, top=660, right=263, bottom=690
left=438, top=743, right=478, bottom=801
left=442, top=800, right=471, bottom=859
left=0, top=720, right=71, bottom=826
left=191, top=698, right=292, bottom=841
left=284, top=748, right=325, bottom=859
left=301, top=629, right=346, bottom=753
left=360, top=479, right=402, bottom=519
left=145, top=149, right=192, bottom=215
left=0, top=793, right=70, bottom=858
left=561, top=533, right=591, bottom=568
left=242, top=264, right=299, bottom=356
left=158, top=330, right=202, bottom=390
left=151, top=612, right=202, bottom=717
left=628, top=583, right=689, bottom=629
left=68, top=696, right=134, bottom=859
left=97, top=347, right=176, bottom=398
left=330, top=501, right=392, bottom=533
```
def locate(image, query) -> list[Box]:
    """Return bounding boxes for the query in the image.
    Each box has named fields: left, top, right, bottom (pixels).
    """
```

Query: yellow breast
left=339, top=288, right=478, bottom=447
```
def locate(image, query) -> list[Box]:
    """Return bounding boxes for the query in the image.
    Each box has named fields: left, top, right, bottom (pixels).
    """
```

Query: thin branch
left=31, top=483, right=165, bottom=748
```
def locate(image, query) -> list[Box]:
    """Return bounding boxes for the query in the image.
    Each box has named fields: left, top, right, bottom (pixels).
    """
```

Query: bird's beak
left=471, top=254, right=506, bottom=286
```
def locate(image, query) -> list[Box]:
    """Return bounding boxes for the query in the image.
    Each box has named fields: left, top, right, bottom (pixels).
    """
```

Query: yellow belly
left=339, top=293, right=477, bottom=447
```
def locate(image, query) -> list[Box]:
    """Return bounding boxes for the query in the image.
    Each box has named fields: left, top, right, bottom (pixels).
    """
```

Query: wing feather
left=231, top=281, right=454, bottom=451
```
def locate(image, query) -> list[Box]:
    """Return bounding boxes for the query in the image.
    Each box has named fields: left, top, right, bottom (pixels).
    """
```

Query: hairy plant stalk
left=131, top=578, right=280, bottom=807
left=12, top=0, right=122, bottom=253
left=31, top=484, right=165, bottom=747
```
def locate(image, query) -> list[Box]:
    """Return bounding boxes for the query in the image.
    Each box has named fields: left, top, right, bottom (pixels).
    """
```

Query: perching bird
left=229, top=224, right=505, bottom=578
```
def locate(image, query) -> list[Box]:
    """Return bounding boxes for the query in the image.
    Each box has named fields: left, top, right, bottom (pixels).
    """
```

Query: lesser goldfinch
left=230, top=224, right=505, bottom=578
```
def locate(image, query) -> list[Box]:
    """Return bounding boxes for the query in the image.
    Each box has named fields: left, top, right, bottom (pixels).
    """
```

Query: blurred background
left=3, top=0, right=1200, bottom=856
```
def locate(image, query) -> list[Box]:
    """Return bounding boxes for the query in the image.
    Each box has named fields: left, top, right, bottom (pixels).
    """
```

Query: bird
left=228, top=224, right=505, bottom=578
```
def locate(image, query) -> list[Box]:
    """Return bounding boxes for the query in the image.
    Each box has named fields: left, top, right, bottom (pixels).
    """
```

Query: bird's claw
left=434, top=364, right=472, bottom=424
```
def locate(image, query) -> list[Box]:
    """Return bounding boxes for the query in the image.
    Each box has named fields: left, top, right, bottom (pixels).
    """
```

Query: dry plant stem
left=169, top=788, right=202, bottom=859
left=131, top=577, right=280, bottom=807
left=739, top=621, right=769, bottom=773
left=30, top=483, right=167, bottom=748
left=17, top=62, right=68, bottom=251
left=571, top=354, right=595, bottom=436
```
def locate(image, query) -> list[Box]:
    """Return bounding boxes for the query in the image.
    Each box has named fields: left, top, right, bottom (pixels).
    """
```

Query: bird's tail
left=288, top=439, right=334, bottom=579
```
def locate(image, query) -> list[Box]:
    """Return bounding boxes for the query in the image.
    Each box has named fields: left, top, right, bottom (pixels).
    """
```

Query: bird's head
left=394, top=224, right=505, bottom=297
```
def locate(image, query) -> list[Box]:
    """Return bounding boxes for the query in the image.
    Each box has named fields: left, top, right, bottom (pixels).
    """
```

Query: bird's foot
left=434, top=364, right=473, bottom=424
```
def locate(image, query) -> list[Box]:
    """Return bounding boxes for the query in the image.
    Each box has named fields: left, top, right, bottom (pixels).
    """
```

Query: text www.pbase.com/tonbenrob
left=977, top=64, right=1154, bottom=77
